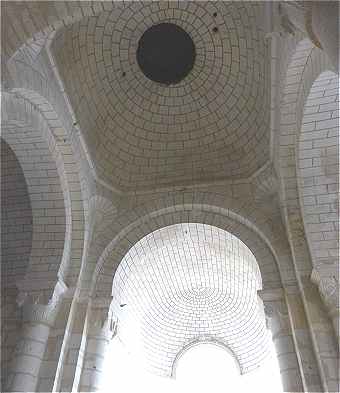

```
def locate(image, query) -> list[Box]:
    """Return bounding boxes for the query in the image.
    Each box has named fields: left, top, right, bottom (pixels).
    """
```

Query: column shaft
left=5, top=297, right=62, bottom=393
left=78, top=305, right=115, bottom=392
left=263, top=297, right=304, bottom=392
left=285, top=290, right=323, bottom=392
left=78, top=333, right=111, bottom=392
left=6, top=322, right=50, bottom=392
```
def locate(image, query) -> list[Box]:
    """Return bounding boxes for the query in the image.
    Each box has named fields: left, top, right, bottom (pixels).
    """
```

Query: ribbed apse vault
left=111, top=223, right=270, bottom=377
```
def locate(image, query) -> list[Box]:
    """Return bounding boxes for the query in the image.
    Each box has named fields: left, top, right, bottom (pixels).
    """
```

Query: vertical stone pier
left=5, top=301, right=60, bottom=392
left=78, top=304, right=116, bottom=392
left=259, top=289, right=304, bottom=392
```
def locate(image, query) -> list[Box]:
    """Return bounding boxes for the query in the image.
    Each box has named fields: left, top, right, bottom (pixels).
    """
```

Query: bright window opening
left=101, top=338, right=283, bottom=393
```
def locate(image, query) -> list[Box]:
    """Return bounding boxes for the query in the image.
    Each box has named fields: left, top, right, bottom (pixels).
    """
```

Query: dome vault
left=52, top=1, right=270, bottom=192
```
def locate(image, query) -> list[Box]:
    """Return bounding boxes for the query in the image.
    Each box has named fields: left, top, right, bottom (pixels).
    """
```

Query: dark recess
left=136, top=23, right=196, bottom=85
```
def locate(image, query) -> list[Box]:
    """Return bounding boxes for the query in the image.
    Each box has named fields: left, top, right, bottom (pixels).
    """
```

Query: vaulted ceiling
left=51, top=1, right=270, bottom=192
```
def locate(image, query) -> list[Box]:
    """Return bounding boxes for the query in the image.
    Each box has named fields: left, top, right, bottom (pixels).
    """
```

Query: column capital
left=22, top=302, right=60, bottom=327
left=262, top=299, right=288, bottom=320
left=257, top=288, right=284, bottom=302
left=87, top=299, right=117, bottom=339
left=17, top=279, right=68, bottom=326
left=311, top=269, right=339, bottom=317
left=258, top=289, right=290, bottom=334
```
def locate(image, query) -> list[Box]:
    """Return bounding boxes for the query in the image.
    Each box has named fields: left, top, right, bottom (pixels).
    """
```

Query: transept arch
left=1, top=90, right=85, bottom=293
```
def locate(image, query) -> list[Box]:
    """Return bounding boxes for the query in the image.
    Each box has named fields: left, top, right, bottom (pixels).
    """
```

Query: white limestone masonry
left=1, top=2, right=339, bottom=393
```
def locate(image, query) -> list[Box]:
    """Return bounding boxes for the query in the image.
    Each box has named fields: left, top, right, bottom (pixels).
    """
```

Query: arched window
left=175, top=342, right=283, bottom=393
left=101, top=338, right=283, bottom=393
left=174, top=342, right=240, bottom=392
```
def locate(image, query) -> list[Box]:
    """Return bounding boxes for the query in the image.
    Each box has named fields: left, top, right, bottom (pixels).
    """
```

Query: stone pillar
left=5, top=299, right=62, bottom=392
left=78, top=304, right=116, bottom=392
left=259, top=289, right=304, bottom=392
left=56, top=299, right=88, bottom=392
left=284, top=285, right=324, bottom=392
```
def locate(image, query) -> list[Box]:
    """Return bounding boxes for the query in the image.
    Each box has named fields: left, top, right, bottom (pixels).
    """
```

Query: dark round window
left=137, top=23, right=196, bottom=85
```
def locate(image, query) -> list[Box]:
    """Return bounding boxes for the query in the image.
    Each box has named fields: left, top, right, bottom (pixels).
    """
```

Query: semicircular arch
left=297, top=70, right=338, bottom=276
left=91, top=198, right=285, bottom=301
left=110, top=222, right=270, bottom=376
left=171, top=337, right=241, bottom=379
left=2, top=90, right=85, bottom=296
left=278, top=38, right=334, bottom=277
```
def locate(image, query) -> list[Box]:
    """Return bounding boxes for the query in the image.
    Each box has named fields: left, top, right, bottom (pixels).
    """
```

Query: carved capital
left=311, top=269, right=339, bottom=316
left=258, top=289, right=290, bottom=335
left=17, top=279, right=68, bottom=326
left=87, top=299, right=116, bottom=339
left=22, top=301, right=60, bottom=326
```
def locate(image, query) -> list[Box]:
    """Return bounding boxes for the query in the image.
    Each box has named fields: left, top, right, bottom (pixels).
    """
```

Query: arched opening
left=174, top=342, right=283, bottom=393
left=100, top=329, right=283, bottom=393
left=1, top=93, right=68, bottom=300
left=110, top=223, right=267, bottom=376
left=96, top=223, right=283, bottom=392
